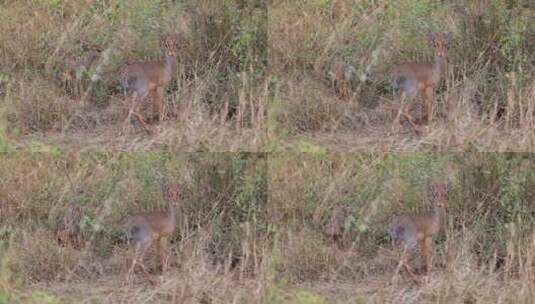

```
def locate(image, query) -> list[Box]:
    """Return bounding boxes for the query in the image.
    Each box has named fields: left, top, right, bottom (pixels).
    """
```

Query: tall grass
left=0, top=152, right=267, bottom=303
left=1, top=152, right=533, bottom=302
left=265, top=152, right=535, bottom=303
left=268, top=0, right=534, bottom=151
left=0, top=0, right=267, bottom=151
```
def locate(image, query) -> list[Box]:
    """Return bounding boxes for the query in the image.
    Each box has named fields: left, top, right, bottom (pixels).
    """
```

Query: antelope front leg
left=422, top=237, right=433, bottom=274
left=403, top=258, right=419, bottom=283
left=126, top=243, right=154, bottom=285
left=157, top=237, right=169, bottom=272
left=401, top=112, right=421, bottom=134
left=131, top=111, right=154, bottom=135
left=422, top=87, right=434, bottom=124
left=401, top=247, right=418, bottom=282
left=151, top=87, right=165, bottom=123
left=392, top=247, right=418, bottom=283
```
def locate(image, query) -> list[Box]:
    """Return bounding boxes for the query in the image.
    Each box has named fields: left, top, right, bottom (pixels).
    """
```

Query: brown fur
left=390, top=182, right=448, bottom=282
left=120, top=35, right=180, bottom=135
left=125, top=183, right=182, bottom=281
left=391, top=32, right=450, bottom=133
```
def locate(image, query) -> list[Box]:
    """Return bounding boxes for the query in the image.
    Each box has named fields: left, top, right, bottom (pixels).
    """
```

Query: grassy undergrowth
left=0, top=0, right=267, bottom=152
left=1, top=152, right=534, bottom=303
left=0, top=152, right=267, bottom=303
left=266, top=152, right=535, bottom=303
left=268, top=0, right=534, bottom=152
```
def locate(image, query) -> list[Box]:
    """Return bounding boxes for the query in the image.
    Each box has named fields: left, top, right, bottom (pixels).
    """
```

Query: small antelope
left=124, top=183, right=181, bottom=281
left=390, top=183, right=448, bottom=282
left=120, top=34, right=179, bottom=134
left=61, top=50, right=99, bottom=97
left=391, top=32, right=450, bottom=132
left=330, top=57, right=357, bottom=100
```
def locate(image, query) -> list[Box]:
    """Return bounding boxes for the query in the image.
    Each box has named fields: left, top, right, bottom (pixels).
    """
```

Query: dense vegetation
left=269, top=0, right=534, bottom=151
left=0, top=0, right=267, bottom=151
left=1, top=152, right=534, bottom=302
left=0, top=0, right=533, bottom=303
left=0, top=153, right=268, bottom=303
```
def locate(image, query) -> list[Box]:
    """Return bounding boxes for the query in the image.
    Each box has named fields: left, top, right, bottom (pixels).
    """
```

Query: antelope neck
left=432, top=54, right=446, bottom=74
left=165, top=54, right=177, bottom=77
left=167, top=200, right=176, bottom=224
left=433, top=205, right=444, bottom=225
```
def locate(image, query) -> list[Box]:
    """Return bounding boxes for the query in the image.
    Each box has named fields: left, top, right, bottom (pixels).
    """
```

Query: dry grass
left=5, top=229, right=267, bottom=303
left=1, top=152, right=534, bottom=303
left=0, top=153, right=268, bottom=303
left=268, top=0, right=534, bottom=152
left=0, top=0, right=267, bottom=152
left=265, top=153, right=535, bottom=303
left=1, top=0, right=535, bottom=303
